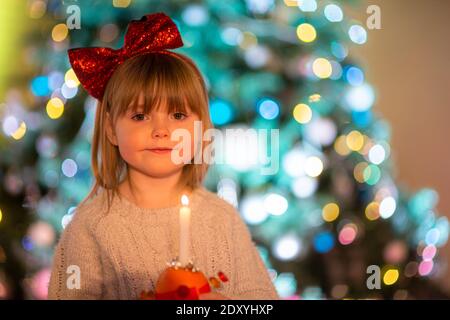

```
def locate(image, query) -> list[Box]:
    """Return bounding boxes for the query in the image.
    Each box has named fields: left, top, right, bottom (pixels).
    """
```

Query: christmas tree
left=0, top=0, right=448, bottom=299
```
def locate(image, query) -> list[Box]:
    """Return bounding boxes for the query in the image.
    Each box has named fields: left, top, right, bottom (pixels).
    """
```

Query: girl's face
left=107, top=93, right=201, bottom=179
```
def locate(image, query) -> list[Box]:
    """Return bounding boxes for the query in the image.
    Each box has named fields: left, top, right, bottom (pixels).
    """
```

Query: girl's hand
left=199, top=292, right=231, bottom=300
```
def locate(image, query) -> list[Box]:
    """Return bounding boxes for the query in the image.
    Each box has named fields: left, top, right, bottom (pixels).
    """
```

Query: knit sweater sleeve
left=227, top=206, right=279, bottom=300
left=47, top=201, right=103, bottom=299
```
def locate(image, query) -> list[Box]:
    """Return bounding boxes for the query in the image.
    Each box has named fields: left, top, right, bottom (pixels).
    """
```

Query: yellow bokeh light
left=29, top=0, right=47, bottom=19
left=239, top=32, right=258, bottom=49
left=293, top=103, right=312, bottom=124
left=309, top=94, right=321, bottom=103
left=284, top=0, right=300, bottom=6
left=46, top=98, right=65, bottom=119
left=365, top=202, right=380, bottom=221
left=346, top=130, right=364, bottom=151
left=11, top=121, right=27, bottom=140
left=334, top=135, right=351, bottom=156
left=305, top=156, right=323, bottom=177
left=113, top=0, right=131, bottom=8
left=353, top=162, right=368, bottom=183
left=51, top=23, right=69, bottom=42
left=65, top=68, right=80, bottom=88
left=322, top=202, right=340, bottom=222
left=312, top=58, right=332, bottom=79
left=297, top=23, right=317, bottom=43
left=358, top=135, right=373, bottom=155
left=383, top=269, right=399, bottom=285
left=0, top=208, right=2, bottom=223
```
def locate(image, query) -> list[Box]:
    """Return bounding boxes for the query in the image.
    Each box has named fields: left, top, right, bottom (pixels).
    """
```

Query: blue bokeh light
left=313, top=231, right=335, bottom=253
left=210, top=99, right=234, bottom=125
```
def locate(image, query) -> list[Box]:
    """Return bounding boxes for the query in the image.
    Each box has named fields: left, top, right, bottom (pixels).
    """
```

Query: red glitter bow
left=68, top=12, right=184, bottom=100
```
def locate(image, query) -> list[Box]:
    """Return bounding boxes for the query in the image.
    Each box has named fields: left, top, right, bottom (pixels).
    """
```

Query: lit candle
left=179, top=194, right=191, bottom=266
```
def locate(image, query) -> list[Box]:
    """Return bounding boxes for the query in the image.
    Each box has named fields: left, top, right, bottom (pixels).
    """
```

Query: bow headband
left=68, top=12, right=184, bottom=100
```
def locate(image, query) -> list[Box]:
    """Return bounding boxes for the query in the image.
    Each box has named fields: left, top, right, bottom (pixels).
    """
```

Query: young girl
left=47, top=13, right=279, bottom=300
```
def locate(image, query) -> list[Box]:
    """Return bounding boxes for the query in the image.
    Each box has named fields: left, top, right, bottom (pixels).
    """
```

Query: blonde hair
left=80, top=52, right=213, bottom=212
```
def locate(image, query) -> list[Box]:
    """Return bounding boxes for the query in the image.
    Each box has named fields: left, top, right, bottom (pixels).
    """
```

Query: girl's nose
left=151, top=116, right=170, bottom=139
left=152, top=127, right=169, bottom=139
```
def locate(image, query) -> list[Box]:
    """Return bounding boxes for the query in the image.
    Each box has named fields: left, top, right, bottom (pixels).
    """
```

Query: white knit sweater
left=47, top=186, right=279, bottom=300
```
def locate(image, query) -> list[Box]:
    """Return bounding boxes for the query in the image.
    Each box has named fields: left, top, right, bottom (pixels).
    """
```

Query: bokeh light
left=312, top=58, right=332, bottom=79
left=418, top=260, right=434, bottom=276
left=298, top=0, right=317, bottom=12
left=314, top=231, right=335, bottom=253
left=64, top=68, right=80, bottom=88
left=51, top=24, right=68, bottom=42
left=264, top=193, right=288, bottom=216
left=348, top=25, right=367, bottom=44
left=344, top=84, right=375, bottom=111
left=322, top=202, right=340, bottom=222
left=338, top=223, right=357, bottom=245
left=346, top=130, right=364, bottom=151
left=210, top=99, right=233, bottom=125
left=305, top=156, right=323, bottom=177
left=365, top=202, right=380, bottom=221
left=182, top=4, right=209, bottom=26
left=258, top=98, right=280, bottom=120
left=293, top=103, right=312, bottom=124
left=383, top=268, right=399, bottom=285
left=324, top=4, right=343, bottom=22
left=368, top=144, right=386, bottom=164
left=61, top=159, right=78, bottom=178
left=291, top=176, right=318, bottom=198
left=297, top=23, right=316, bottom=43
left=11, top=121, right=27, bottom=140
left=273, top=234, right=302, bottom=261
left=345, top=66, right=364, bottom=86
left=46, top=98, right=64, bottom=119
left=240, top=195, right=269, bottom=225
left=380, top=197, right=396, bottom=219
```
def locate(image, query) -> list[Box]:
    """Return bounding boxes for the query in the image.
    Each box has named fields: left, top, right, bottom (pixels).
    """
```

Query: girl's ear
left=105, top=112, right=118, bottom=146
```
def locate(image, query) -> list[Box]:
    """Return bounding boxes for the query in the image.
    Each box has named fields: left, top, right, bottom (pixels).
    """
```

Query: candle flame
left=181, top=194, right=189, bottom=206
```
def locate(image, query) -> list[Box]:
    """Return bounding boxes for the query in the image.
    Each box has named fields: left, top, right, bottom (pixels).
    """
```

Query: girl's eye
left=131, top=113, right=147, bottom=121
left=171, top=112, right=188, bottom=120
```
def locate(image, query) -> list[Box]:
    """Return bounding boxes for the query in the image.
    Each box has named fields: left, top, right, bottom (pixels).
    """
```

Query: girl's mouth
left=148, top=148, right=172, bottom=154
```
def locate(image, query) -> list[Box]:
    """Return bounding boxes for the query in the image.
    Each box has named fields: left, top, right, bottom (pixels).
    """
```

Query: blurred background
left=0, top=0, right=449, bottom=299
